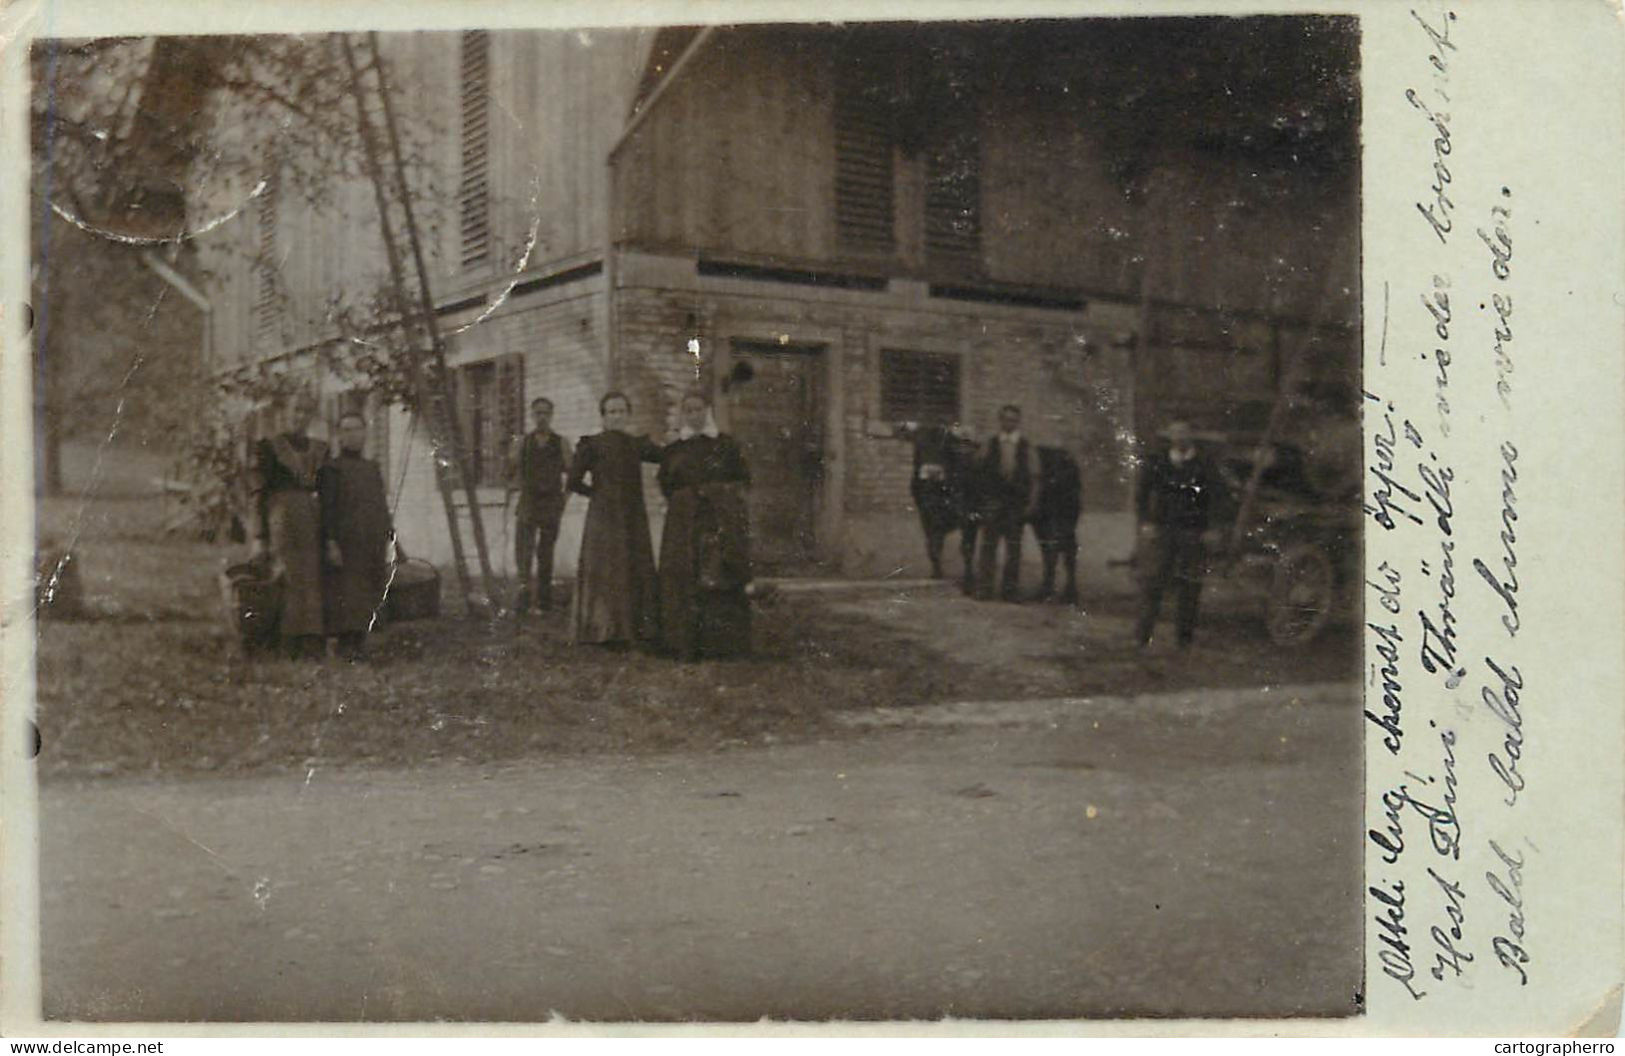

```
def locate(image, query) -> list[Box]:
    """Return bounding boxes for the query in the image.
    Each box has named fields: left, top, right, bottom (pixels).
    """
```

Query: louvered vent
left=253, top=171, right=280, bottom=344
left=459, top=30, right=492, bottom=271
left=924, top=113, right=982, bottom=266
left=834, top=64, right=895, bottom=256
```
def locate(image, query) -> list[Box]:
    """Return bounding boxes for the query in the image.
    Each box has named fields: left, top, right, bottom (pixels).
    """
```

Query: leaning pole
left=338, top=33, right=480, bottom=610
left=364, top=30, right=500, bottom=610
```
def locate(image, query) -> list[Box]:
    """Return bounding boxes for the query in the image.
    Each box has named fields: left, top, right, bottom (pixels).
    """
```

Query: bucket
left=383, top=557, right=441, bottom=622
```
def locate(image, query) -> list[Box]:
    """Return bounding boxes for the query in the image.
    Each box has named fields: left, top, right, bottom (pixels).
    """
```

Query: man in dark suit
left=509, top=397, right=572, bottom=613
left=1134, top=420, right=1222, bottom=649
left=976, top=404, right=1039, bottom=602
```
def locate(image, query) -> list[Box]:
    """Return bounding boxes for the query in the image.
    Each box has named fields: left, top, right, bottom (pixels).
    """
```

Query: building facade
left=200, top=20, right=1359, bottom=587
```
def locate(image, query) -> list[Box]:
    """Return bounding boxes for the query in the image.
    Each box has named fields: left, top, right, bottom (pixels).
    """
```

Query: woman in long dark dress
left=251, top=390, right=328, bottom=659
left=318, top=411, right=394, bottom=661
left=658, top=392, right=753, bottom=661
left=567, top=391, right=663, bottom=646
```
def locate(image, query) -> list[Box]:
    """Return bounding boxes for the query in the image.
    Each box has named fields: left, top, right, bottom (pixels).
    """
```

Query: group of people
left=910, top=404, right=1083, bottom=605
left=912, top=406, right=1224, bottom=650
left=512, top=389, right=752, bottom=662
left=250, top=385, right=754, bottom=664
left=252, top=382, right=1218, bottom=661
left=250, top=392, right=394, bottom=661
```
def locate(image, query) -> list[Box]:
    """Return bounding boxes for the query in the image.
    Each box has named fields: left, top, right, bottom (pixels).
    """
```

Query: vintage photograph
left=29, top=16, right=1364, bottom=1022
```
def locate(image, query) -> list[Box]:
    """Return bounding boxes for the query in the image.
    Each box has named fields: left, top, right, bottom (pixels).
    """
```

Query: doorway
left=725, top=340, right=827, bottom=574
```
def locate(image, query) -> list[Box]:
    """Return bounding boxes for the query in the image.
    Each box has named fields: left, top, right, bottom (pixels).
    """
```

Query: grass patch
left=37, top=599, right=994, bottom=780
left=34, top=493, right=1002, bottom=779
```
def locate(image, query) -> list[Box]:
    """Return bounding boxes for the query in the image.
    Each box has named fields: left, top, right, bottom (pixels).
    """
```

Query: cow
left=1031, top=446, right=1082, bottom=604
left=907, top=424, right=984, bottom=593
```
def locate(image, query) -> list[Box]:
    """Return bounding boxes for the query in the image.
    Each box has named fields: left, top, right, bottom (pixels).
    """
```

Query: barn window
left=924, top=104, right=982, bottom=267
left=450, top=353, right=523, bottom=487
left=459, top=30, right=492, bottom=271
left=834, top=62, right=896, bottom=256
left=880, top=348, right=960, bottom=425
left=367, top=393, right=391, bottom=474
left=253, top=170, right=280, bottom=344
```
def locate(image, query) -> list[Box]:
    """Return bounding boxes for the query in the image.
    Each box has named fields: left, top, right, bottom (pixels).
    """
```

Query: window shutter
left=924, top=108, right=982, bottom=268
left=367, top=391, right=390, bottom=473
left=323, top=393, right=340, bottom=438
left=496, top=354, right=524, bottom=486
left=834, top=61, right=896, bottom=256
left=459, top=30, right=492, bottom=271
left=440, top=369, right=464, bottom=488
left=253, top=171, right=280, bottom=344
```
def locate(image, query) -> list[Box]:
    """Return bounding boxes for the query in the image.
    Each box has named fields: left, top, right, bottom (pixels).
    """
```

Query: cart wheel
left=1265, top=543, right=1335, bottom=645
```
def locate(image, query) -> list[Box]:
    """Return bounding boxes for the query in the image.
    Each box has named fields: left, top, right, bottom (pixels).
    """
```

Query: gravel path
left=41, top=681, right=1363, bottom=1024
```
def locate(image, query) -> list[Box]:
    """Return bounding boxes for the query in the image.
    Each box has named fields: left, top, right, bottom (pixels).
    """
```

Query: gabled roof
left=627, top=26, right=703, bottom=122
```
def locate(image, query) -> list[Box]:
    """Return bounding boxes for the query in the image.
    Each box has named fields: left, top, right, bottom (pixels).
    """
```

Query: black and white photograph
left=25, top=9, right=1378, bottom=1025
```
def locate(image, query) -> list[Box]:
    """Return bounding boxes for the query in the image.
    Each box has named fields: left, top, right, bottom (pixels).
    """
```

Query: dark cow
left=1031, top=446, right=1082, bottom=603
left=908, top=424, right=984, bottom=592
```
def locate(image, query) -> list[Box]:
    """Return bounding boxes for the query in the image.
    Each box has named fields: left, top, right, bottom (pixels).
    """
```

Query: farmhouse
left=200, top=19, right=1359, bottom=583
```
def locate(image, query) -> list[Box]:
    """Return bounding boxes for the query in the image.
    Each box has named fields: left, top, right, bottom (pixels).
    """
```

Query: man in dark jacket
left=976, top=404, right=1039, bottom=601
left=510, top=397, right=572, bottom=613
left=1134, top=420, right=1221, bottom=649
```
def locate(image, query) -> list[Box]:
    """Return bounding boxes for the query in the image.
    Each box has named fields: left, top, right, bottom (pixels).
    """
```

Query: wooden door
left=726, top=341, right=825, bottom=574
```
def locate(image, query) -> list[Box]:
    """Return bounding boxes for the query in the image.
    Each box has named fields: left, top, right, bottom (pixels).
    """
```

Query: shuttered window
left=924, top=107, right=982, bottom=266
left=368, top=392, right=391, bottom=475
left=834, top=63, right=896, bottom=255
left=459, top=30, right=492, bottom=271
left=453, top=353, right=523, bottom=487
left=880, top=349, right=960, bottom=425
left=253, top=171, right=280, bottom=344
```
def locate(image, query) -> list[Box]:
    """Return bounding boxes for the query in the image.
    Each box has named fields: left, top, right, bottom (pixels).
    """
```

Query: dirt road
left=41, top=680, right=1362, bottom=1024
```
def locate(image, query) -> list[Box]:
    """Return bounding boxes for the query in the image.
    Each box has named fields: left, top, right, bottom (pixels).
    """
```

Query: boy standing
left=511, top=397, right=572, bottom=613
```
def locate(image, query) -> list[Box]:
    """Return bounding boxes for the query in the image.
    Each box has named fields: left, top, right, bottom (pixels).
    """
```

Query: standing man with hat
left=1134, top=419, right=1222, bottom=650
left=510, top=396, right=572, bottom=614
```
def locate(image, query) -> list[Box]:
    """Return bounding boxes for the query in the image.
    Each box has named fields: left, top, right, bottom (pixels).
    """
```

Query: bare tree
left=30, top=33, right=500, bottom=610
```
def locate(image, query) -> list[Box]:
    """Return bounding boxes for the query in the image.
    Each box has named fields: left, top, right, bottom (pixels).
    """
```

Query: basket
left=220, top=558, right=282, bottom=651
left=383, top=557, right=441, bottom=622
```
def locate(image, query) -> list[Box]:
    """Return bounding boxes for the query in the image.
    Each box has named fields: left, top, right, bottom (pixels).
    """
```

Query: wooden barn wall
left=202, top=28, right=652, bottom=372
left=484, top=29, right=653, bottom=286
left=195, top=88, right=271, bottom=371
left=983, top=111, right=1358, bottom=325
left=978, top=99, right=1142, bottom=296
left=1140, top=160, right=1359, bottom=325
left=613, top=27, right=1357, bottom=330
left=612, top=30, right=835, bottom=262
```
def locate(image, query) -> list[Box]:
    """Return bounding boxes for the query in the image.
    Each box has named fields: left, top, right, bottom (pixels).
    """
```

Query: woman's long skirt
left=571, top=492, right=659, bottom=645
left=659, top=483, right=751, bottom=660
left=267, top=488, right=324, bottom=639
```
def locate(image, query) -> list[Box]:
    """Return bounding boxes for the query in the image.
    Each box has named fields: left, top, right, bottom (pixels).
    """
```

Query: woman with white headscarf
left=657, top=390, right=752, bottom=661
